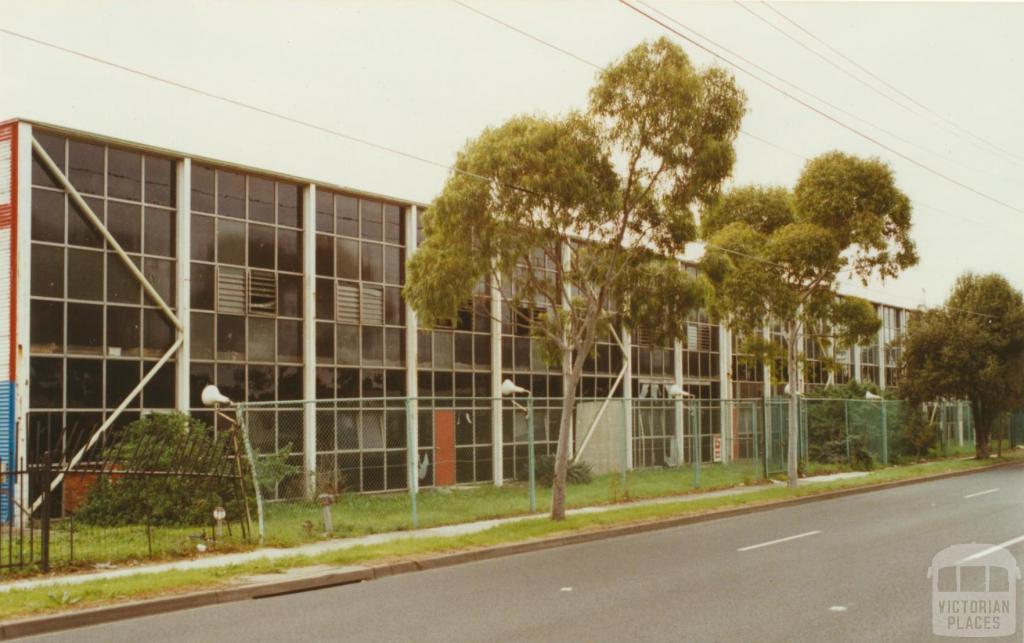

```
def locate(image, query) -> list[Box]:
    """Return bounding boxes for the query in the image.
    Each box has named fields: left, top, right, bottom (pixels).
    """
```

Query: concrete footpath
left=2, top=479, right=790, bottom=594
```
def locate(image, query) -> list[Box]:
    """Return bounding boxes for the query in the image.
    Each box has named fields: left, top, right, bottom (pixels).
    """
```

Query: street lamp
left=668, top=385, right=698, bottom=486
left=501, top=379, right=535, bottom=512
left=865, top=391, right=888, bottom=465
left=201, top=384, right=258, bottom=542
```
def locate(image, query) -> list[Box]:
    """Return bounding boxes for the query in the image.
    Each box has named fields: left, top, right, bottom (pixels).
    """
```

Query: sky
left=2, top=0, right=1022, bottom=310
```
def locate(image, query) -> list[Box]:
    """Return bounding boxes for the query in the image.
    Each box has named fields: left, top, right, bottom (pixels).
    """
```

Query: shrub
left=519, top=455, right=593, bottom=487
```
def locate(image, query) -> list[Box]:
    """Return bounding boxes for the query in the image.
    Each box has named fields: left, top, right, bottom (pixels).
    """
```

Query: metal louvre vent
left=247, top=270, right=277, bottom=315
left=216, top=266, right=246, bottom=314
left=361, top=285, right=383, bottom=326
left=636, top=326, right=652, bottom=347
left=697, top=325, right=712, bottom=352
left=337, top=282, right=359, bottom=324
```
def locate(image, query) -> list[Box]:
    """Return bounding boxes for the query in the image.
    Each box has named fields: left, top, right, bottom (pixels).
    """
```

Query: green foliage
left=75, top=413, right=244, bottom=527
left=520, top=456, right=594, bottom=487
left=255, top=445, right=301, bottom=496
left=901, top=273, right=1024, bottom=457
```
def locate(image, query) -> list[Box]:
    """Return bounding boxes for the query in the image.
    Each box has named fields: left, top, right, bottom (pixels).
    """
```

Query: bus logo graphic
left=929, top=543, right=1020, bottom=637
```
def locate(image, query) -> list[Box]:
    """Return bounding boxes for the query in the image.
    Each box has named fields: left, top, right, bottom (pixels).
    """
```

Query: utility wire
left=732, top=0, right=1021, bottom=185
left=760, top=1, right=1024, bottom=167
left=619, top=0, right=1024, bottom=217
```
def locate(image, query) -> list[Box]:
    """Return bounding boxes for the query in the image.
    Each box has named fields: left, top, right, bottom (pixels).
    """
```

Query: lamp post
left=866, top=391, right=888, bottom=465
left=201, top=384, right=259, bottom=543
left=501, top=379, right=535, bottom=512
left=669, top=385, right=697, bottom=487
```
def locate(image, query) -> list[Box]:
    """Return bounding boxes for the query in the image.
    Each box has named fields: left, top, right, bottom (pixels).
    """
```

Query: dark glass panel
left=67, top=249, right=104, bottom=301
left=143, top=308, right=174, bottom=357
left=337, top=325, right=359, bottom=365
left=248, top=223, right=275, bottom=269
left=191, top=311, right=214, bottom=360
left=68, top=140, right=104, bottom=196
left=31, top=244, right=64, bottom=298
left=474, top=334, right=490, bottom=367
left=315, top=234, right=333, bottom=277
left=278, top=366, right=302, bottom=400
left=362, top=369, right=384, bottom=397
left=217, top=170, right=245, bottom=218
left=277, top=183, right=301, bottom=228
left=362, top=327, right=383, bottom=365
left=144, top=207, right=175, bottom=257
left=384, top=287, right=403, bottom=325
left=383, top=204, right=402, bottom=244
left=434, top=372, right=453, bottom=396
left=143, top=257, right=175, bottom=307
left=217, top=314, right=245, bottom=361
left=30, top=299, right=63, bottom=353
left=384, top=246, right=403, bottom=285
left=385, top=369, right=404, bottom=396
left=336, top=195, right=358, bottom=237
left=29, top=357, right=63, bottom=408
left=189, top=362, right=214, bottom=407
left=68, top=196, right=103, bottom=248
left=315, top=367, right=334, bottom=399
left=191, top=214, right=215, bottom=261
left=315, top=190, right=333, bottom=233
left=385, top=328, right=403, bottom=367
left=107, top=148, right=141, bottom=201
left=31, top=188, right=64, bottom=243
left=336, top=238, right=359, bottom=280
left=191, top=164, right=215, bottom=213
left=216, top=363, right=245, bottom=402
left=337, top=368, right=359, bottom=398
left=278, top=319, right=302, bottom=363
left=475, top=373, right=491, bottom=398
left=107, top=200, right=142, bottom=253
left=143, top=360, right=175, bottom=408
left=106, top=306, right=140, bottom=357
left=361, top=242, right=383, bottom=282
left=190, top=262, right=215, bottom=310
left=360, top=200, right=382, bottom=241
left=217, top=218, right=245, bottom=265
left=248, top=365, right=275, bottom=402
left=417, top=331, right=431, bottom=366
left=66, top=358, right=102, bottom=408
left=144, top=155, right=176, bottom=207
left=454, top=333, right=472, bottom=368
left=278, top=274, right=302, bottom=318
left=248, top=176, right=275, bottom=223
left=433, top=332, right=453, bottom=369
left=68, top=303, right=103, bottom=356
left=278, top=228, right=301, bottom=272
left=248, top=317, right=275, bottom=362
left=107, top=253, right=141, bottom=304
left=106, top=360, right=141, bottom=408
left=455, top=372, right=473, bottom=397
left=316, top=322, right=334, bottom=364
left=32, top=133, right=64, bottom=189
left=316, top=278, right=334, bottom=320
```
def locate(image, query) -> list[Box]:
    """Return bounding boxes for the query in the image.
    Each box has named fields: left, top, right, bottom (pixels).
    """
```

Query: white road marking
left=560, top=587, right=573, bottom=592
left=963, top=488, right=1000, bottom=499
left=828, top=606, right=848, bottom=612
left=737, top=530, right=822, bottom=552
left=959, top=534, right=1024, bottom=563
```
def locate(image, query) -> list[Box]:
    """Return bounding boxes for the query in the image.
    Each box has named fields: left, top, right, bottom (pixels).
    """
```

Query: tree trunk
left=551, top=351, right=578, bottom=521
left=974, top=402, right=991, bottom=459
left=786, top=325, right=800, bottom=489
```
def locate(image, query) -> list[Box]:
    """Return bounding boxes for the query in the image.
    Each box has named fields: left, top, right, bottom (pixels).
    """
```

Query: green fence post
left=692, top=401, right=701, bottom=488
left=762, top=396, right=770, bottom=478
left=880, top=400, right=889, bottom=466
left=621, top=395, right=628, bottom=494
left=406, top=397, right=418, bottom=529
left=844, top=399, right=851, bottom=466
left=527, top=396, right=537, bottom=513
left=752, top=401, right=761, bottom=479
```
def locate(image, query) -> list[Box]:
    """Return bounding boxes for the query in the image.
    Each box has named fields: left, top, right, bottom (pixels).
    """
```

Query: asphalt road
left=29, top=466, right=1024, bottom=642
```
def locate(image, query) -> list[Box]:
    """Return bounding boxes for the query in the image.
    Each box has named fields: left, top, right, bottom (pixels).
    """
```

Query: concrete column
left=13, top=123, right=32, bottom=509
left=956, top=402, right=964, bottom=447
left=404, top=206, right=419, bottom=493
left=673, top=337, right=683, bottom=465
left=623, top=325, right=633, bottom=470
left=174, top=158, right=191, bottom=413
left=718, top=324, right=732, bottom=464
left=853, top=340, right=863, bottom=383
left=302, top=184, right=317, bottom=497
left=490, top=272, right=503, bottom=485
left=876, top=312, right=887, bottom=391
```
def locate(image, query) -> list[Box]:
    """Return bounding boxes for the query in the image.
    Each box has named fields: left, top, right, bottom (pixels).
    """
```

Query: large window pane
left=144, top=207, right=175, bottom=257
left=191, top=312, right=214, bottom=360
left=190, top=262, right=215, bottom=310
left=66, top=358, right=103, bottom=408
left=277, top=183, right=301, bottom=228
left=278, top=273, right=302, bottom=318
left=107, top=253, right=141, bottom=304
left=316, top=279, right=334, bottom=320
left=315, top=191, right=333, bottom=233
left=248, top=365, right=275, bottom=402
left=248, top=223, right=275, bottom=269
left=217, top=219, right=245, bottom=265
left=106, top=360, right=141, bottom=408
left=248, top=317, right=276, bottom=362
left=31, top=188, right=65, bottom=243
left=67, top=248, right=104, bottom=301
left=32, top=133, right=64, bottom=189
left=336, top=238, right=359, bottom=280
left=279, top=320, right=302, bottom=363
left=107, top=201, right=142, bottom=253
left=360, top=200, right=382, bottom=240
left=217, top=315, right=245, bottom=361
left=384, top=204, right=402, bottom=244
left=337, top=325, right=359, bottom=365
left=191, top=164, right=215, bottom=213
left=30, top=300, right=63, bottom=354
left=361, top=242, right=383, bottom=282
left=106, top=306, right=140, bottom=357
left=278, top=228, right=301, bottom=272
left=143, top=361, right=175, bottom=408
left=191, top=214, right=215, bottom=261
left=143, top=257, right=175, bottom=307
left=107, top=148, right=141, bottom=201
left=144, top=155, right=176, bottom=207
left=68, top=196, right=103, bottom=248
left=31, top=244, right=63, bottom=297
left=248, top=177, right=275, bottom=223
left=362, top=327, right=383, bottom=365
left=217, top=170, right=245, bottom=218
left=143, top=309, right=174, bottom=357
left=316, top=234, right=333, bottom=277
left=336, top=195, right=358, bottom=237
left=29, top=357, right=63, bottom=408
left=67, top=303, right=102, bottom=355
left=384, top=246, right=403, bottom=285
left=68, top=140, right=104, bottom=196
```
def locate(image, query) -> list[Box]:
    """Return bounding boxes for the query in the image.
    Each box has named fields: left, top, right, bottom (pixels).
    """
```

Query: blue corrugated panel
left=0, top=381, right=13, bottom=523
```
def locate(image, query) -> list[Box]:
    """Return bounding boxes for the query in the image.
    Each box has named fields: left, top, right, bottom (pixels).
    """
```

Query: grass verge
left=2, top=451, right=1021, bottom=623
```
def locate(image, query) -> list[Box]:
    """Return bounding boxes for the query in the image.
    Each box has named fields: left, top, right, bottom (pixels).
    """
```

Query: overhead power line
left=618, top=0, right=1024, bottom=217
left=760, top=1, right=1024, bottom=168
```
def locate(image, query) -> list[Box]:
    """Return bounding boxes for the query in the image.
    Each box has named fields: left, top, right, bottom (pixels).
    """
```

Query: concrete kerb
left=2, top=458, right=1021, bottom=640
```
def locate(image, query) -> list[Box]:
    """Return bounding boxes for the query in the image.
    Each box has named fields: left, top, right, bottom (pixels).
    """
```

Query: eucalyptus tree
left=701, top=153, right=917, bottom=487
left=405, top=38, right=746, bottom=520
left=901, top=273, right=1024, bottom=458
